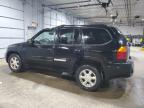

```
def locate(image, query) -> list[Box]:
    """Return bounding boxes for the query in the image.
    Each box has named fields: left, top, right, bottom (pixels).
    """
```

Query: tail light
left=116, top=46, right=127, bottom=61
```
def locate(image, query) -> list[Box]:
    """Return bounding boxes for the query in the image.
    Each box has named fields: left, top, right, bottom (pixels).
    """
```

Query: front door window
left=34, top=30, right=55, bottom=45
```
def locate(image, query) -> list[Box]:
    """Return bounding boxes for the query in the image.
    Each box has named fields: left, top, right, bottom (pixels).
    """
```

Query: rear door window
left=82, top=28, right=112, bottom=44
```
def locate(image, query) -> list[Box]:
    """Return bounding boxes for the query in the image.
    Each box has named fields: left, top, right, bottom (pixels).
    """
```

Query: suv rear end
left=102, top=27, right=134, bottom=80
left=79, top=25, right=134, bottom=81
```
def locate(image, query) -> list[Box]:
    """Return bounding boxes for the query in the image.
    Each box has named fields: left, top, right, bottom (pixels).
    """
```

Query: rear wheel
left=8, top=54, right=24, bottom=72
left=76, top=65, right=101, bottom=91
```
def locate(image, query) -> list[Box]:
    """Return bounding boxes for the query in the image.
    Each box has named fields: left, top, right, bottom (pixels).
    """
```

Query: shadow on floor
left=9, top=68, right=130, bottom=100
left=0, top=64, right=131, bottom=99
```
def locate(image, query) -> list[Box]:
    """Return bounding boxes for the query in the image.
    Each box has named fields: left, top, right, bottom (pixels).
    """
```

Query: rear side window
left=110, top=27, right=127, bottom=45
left=82, top=28, right=111, bottom=44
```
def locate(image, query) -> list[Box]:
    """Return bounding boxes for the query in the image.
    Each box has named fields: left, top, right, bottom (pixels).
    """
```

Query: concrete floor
left=0, top=47, right=144, bottom=108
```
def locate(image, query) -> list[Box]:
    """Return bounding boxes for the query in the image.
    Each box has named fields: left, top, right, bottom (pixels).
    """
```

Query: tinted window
left=59, top=28, right=73, bottom=44
left=82, top=28, right=111, bottom=44
left=34, top=30, right=55, bottom=45
left=110, top=27, right=127, bottom=45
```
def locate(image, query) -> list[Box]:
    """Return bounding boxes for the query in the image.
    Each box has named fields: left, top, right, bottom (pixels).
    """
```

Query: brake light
left=116, top=46, right=127, bottom=61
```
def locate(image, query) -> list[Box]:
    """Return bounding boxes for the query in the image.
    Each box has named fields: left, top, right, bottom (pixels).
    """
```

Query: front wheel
left=8, top=54, right=24, bottom=72
left=76, top=65, right=101, bottom=91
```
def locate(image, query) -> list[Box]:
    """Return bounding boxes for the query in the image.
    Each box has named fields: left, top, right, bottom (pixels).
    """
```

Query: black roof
left=54, top=24, right=109, bottom=28
left=43, top=24, right=112, bottom=30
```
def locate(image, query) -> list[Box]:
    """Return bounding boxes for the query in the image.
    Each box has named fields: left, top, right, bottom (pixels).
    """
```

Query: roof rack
left=52, top=24, right=108, bottom=29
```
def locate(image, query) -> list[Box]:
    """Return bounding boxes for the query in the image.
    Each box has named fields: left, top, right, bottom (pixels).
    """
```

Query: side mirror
left=27, top=39, right=33, bottom=44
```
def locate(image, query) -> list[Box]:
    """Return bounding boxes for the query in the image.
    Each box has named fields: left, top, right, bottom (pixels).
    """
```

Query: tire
left=8, top=54, right=24, bottom=72
left=75, top=65, right=101, bottom=91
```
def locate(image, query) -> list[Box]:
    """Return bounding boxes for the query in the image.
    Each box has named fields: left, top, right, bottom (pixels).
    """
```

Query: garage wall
left=24, top=0, right=44, bottom=40
left=0, top=0, right=44, bottom=58
left=44, top=7, right=85, bottom=28
left=117, top=26, right=144, bottom=35
left=0, top=0, right=24, bottom=58
left=0, top=0, right=86, bottom=58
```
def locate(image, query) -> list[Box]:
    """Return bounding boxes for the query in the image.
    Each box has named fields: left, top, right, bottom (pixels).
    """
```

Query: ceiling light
left=142, top=19, right=144, bottom=21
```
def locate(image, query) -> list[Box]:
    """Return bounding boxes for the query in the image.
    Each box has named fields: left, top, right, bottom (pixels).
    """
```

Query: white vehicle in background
left=132, top=38, right=141, bottom=46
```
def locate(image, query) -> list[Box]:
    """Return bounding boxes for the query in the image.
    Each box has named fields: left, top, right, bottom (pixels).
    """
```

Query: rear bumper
left=103, top=59, right=134, bottom=80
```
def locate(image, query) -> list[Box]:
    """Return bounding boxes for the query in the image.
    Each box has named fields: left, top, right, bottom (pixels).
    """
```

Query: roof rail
left=52, top=24, right=108, bottom=29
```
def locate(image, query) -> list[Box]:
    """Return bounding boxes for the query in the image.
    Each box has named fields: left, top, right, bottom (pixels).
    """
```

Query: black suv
left=6, top=24, right=134, bottom=91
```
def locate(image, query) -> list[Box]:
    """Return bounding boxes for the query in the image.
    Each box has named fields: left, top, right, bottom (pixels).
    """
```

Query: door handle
left=74, top=49, right=80, bottom=52
left=74, top=49, right=81, bottom=53
left=58, top=46, right=69, bottom=50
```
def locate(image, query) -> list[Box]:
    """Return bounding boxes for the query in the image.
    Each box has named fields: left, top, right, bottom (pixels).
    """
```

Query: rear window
left=82, top=28, right=112, bottom=44
left=110, top=27, right=127, bottom=45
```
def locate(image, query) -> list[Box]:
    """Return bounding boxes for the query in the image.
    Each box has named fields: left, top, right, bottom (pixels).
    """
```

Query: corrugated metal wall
left=0, top=0, right=24, bottom=58
left=44, top=7, right=85, bottom=28
left=0, top=0, right=86, bottom=58
left=0, top=0, right=44, bottom=58
left=24, top=0, right=44, bottom=40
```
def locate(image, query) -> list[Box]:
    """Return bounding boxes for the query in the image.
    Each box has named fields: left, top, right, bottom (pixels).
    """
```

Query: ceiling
left=43, top=0, right=144, bottom=26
